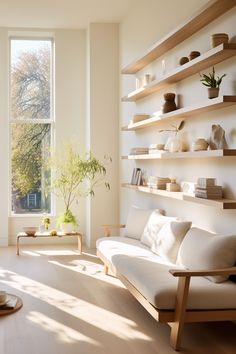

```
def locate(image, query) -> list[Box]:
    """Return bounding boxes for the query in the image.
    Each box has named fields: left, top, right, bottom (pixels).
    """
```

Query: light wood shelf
left=122, top=149, right=236, bottom=160
left=121, top=0, right=236, bottom=74
left=121, top=44, right=236, bottom=102
left=122, top=183, right=236, bottom=209
left=122, top=96, right=236, bottom=131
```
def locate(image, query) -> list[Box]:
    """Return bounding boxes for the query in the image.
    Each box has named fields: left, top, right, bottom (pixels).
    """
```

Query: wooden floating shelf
left=122, top=149, right=236, bottom=160
left=122, top=96, right=236, bottom=131
left=121, top=0, right=236, bottom=74
left=121, top=44, right=236, bottom=102
left=122, top=183, right=236, bottom=209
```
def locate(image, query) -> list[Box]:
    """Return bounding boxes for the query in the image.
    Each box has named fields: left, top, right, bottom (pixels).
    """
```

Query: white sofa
left=96, top=206, right=236, bottom=350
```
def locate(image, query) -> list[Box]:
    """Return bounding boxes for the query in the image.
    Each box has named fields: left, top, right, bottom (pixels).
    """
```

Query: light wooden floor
left=0, top=245, right=236, bottom=354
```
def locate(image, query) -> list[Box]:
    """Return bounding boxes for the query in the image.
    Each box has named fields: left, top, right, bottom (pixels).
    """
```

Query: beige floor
left=0, top=244, right=236, bottom=354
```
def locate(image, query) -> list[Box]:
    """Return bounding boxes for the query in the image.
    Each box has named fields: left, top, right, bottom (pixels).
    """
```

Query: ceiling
left=0, top=0, right=135, bottom=29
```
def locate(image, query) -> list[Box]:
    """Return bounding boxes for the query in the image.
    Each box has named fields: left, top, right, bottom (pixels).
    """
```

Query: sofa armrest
left=102, top=224, right=126, bottom=237
left=169, top=266, right=236, bottom=278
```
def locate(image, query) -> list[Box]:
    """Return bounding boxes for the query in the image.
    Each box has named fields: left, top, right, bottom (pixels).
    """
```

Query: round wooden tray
left=0, top=294, right=23, bottom=316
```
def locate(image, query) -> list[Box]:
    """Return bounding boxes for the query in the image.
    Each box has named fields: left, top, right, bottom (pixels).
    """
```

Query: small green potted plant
left=51, top=143, right=111, bottom=233
left=200, top=66, right=226, bottom=99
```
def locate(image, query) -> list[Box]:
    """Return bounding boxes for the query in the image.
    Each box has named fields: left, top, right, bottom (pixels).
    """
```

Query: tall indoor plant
left=51, top=143, right=111, bottom=232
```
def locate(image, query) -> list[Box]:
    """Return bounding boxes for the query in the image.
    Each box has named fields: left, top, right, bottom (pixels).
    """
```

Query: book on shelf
left=195, top=185, right=222, bottom=192
left=195, top=191, right=223, bottom=199
left=130, top=147, right=149, bottom=155
left=131, top=168, right=142, bottom=186
left=197, top=178, right=216, bottom=187
left=130, top=114, right=150, bottom=124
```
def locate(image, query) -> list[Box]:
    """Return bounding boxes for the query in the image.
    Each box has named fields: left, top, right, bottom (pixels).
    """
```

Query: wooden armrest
left=169, top=267, right=236, bottom=277
left=102, top=224, right=126, bottom=237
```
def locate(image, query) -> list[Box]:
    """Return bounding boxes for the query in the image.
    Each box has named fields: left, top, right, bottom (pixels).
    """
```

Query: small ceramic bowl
left=23, top=227, right=38, bottom=236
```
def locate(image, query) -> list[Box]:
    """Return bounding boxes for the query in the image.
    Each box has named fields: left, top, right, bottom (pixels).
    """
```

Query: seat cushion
left=97, top=236, right=236, bottom=310
left=177, top=227, right=236, bottom=283
left=112, top=254, right=236, bottom=310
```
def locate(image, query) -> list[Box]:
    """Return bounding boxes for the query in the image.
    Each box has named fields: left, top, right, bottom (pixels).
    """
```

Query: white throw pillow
left=151, top=220, right=192, bottom=263
left=141, top=211, right=177, bottom=247
left=177, top=227, right=236, bottom=283
left=124, top=206, right=163, bottom=240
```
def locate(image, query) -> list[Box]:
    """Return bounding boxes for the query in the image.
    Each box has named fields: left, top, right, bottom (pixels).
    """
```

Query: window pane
left=10, top=39, right=52, bottom=120
left=11, top=123, right=51, bottom=214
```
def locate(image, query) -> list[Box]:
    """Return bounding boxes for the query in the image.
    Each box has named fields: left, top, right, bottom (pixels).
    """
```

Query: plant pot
left=60, top=222, right=74, bottom=234
left=208, top=87, right=219, bottom=99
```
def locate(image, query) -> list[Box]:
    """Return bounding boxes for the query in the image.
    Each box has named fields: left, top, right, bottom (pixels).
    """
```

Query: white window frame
left=8, top=33, right=55, bottom=217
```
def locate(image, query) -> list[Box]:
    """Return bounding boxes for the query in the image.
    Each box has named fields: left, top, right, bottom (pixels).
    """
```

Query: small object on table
left=0, top=294, right=23, bottom=316
left=211, top=33, right=229, bottom=48
left=50, top=229, right=57, bottom=236
left=22, top=226, right=38, bottom=236
left=192, top=138, right=209, bottom=151
left=162, top=92, right=177, bottom=113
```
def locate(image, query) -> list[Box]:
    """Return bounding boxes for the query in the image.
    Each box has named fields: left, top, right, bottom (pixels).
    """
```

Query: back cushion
left=124, top=206, right=163, bottom=240
left=141, top=211, right=178, bottom=247
left=151, top=220, right=192, bottom=263
left=177, top=227, right=236, bottom=283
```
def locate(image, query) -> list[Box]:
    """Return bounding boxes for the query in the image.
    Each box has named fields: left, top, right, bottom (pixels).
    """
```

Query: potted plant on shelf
left=200, top=66, right=226, bottom=99
left=51, top=143, right=111, bottom=233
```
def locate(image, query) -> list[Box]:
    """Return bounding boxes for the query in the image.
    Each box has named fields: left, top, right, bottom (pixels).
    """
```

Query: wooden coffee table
left=16, top=231, right=82, bottom=255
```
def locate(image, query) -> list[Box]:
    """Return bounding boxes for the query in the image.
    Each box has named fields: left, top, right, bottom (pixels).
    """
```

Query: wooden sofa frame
left=97, top=224, right=236, bottom=351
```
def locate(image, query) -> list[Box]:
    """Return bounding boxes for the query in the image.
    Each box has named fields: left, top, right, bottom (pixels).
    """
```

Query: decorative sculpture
left=209, top=124, right=227, bottom=150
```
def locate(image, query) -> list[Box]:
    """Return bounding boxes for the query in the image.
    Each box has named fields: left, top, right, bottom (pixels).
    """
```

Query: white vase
left=60, top=222, right=74, bottom=234
left=165, top=137, right=180, bottom=152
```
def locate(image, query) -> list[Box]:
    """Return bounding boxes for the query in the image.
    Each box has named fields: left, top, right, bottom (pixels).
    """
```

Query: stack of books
left=130, top=147, right=149, bottom=155
left=148, top=143, right=165, bottom=154
left=131, top=168, right=142, bottom=186
left=147, top=176, right=171, bottom=189
left=195, top=178, right=223, bottom=199
left=130, top=114, right=150, bottom=124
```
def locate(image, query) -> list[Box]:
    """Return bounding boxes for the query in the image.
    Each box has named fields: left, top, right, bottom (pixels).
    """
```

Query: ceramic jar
left=211, top=33, right=229, bottom=48
left=162, top=92, right=177, bottom=113
left=192, top=138, right=209, bottom=151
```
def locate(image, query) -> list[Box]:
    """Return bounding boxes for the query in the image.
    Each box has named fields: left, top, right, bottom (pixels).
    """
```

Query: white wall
left=86, top=23, right=119, bottom=248
left=119, top=0, right=236, bottom=234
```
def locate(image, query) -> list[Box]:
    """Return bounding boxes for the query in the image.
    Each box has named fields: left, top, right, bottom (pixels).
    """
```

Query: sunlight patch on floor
left=48, top=259, right=124, bottom=287
left=22, top=250, right=41, bottom=257
left=27, top=311, right=100, bottom=345
left=0, top=268, right=152, bottom=341
left=34, top=249, right=79, bottom=256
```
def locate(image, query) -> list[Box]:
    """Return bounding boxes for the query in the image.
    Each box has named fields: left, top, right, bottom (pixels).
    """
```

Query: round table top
left=0, top=294, right=23, bottom=316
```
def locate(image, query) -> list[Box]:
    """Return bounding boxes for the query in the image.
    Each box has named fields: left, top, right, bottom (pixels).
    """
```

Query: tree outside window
left=10, top=38, right=53, bottom=214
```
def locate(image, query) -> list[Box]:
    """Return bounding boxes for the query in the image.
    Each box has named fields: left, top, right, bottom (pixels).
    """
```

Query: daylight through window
left=10, top=38, right=54, bottom=214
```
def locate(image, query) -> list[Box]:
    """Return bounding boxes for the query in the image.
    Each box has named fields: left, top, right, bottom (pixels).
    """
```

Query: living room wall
left=0, top=25, right=119, bottom=248
left=119, top=0, right=236, bottom=234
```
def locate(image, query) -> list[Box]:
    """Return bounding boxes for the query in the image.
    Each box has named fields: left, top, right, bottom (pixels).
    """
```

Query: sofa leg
left=104, top=264, right=109, bottom=275
left=170, top=276, right=190, bottom=350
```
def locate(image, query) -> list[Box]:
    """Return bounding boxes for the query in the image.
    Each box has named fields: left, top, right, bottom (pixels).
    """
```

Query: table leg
left=16, top=236, right=20, bottom=255
left=77, top=233, right=82, bottom=254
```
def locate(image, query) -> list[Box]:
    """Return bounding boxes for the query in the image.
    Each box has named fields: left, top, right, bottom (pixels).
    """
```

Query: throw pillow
left=151, top=220, right=192, bottom=263
left=177, top=227, right=236, bottom=283
left=141, top=211, right=178, bottom=247
left=124, top=206, right=163, bottom=240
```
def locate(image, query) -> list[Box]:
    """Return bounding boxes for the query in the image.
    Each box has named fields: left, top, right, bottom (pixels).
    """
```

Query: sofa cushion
left=151, top=220, right=192, bottom=263
left=124, top=206, right=163, bottom=240
left=177, top=227, right=236, bottom=283
left=112, top=253, right=236, bottom=310
left=96, top=236, right=153, bottom=263
left=141, top=211, right=177, bottom=247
